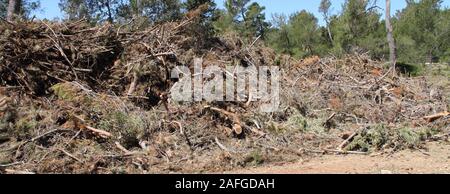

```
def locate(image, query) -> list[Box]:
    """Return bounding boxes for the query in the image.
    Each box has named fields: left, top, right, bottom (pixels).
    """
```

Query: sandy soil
left=228, top=141, right=450, bottom=174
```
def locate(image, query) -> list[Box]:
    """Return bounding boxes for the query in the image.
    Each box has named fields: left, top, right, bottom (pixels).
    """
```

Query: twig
left=0, top=162, right=24, bottom=168
left=31, top=129, right=61, bottom=142
left=248, top=35, right=262, bottom=50
left=167, top=120, right=193, bottom=151
left=58, top=148, right=83, bottom=163
left=0, top=16, right=15, bottom=26
left=324, top=149, right=368, bottom=155
left=1, top=129, right=68, bottom=152
left=215, top=137, right=236, bottom=153
left=4, top=169, right=35, bottom=174
left=115, top=142, right=132, bottom=154
left=42, top=21, right=79, bottom=80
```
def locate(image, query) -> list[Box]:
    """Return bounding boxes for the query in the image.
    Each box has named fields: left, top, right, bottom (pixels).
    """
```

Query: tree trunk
left=105, top=0, right=113, bottom=23
left=325, top=18, right=334, bottom=44
left=385, top=0, right=396, bottom=72
left=6, top=0, right=17, bottom=21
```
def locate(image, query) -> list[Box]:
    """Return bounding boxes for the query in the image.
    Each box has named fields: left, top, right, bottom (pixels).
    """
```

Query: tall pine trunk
left=6, top=0, right=17, bottom=21
left=385, top=0, right=396, bottom=72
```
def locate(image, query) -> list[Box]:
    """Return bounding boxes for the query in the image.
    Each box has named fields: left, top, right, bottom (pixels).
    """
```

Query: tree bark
left=6, top=0, right=17, bottom=21
left=385, top=0, right=396, bottom=71
left=325, top=17, right=334, bottom=44
left=105, top=0, right=113, bottom=23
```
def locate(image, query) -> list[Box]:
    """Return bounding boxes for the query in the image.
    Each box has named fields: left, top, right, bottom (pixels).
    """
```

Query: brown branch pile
left=0, top=20, right=123, bottom=95
left=282, top=54, right=447, bottom=125
left=0, top=17, right=448, bottom=174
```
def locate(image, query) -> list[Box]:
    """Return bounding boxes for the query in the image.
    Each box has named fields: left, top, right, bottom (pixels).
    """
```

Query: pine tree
left=332, top=0, right=384, bottom=56
left=3, top=0, right=38, bottom=21
left=115, top=0, right=181, bottom=24
left=319, top=0, right=333, bottom=44
left=242, top=2, right=269, bottom=39
left=395, top=0, right=443, bottom=63
left=288, top=10, right=321, bottom=58
left=182, top=0, right=218, bottom=36
left=59, top=0, right=120, bottom=23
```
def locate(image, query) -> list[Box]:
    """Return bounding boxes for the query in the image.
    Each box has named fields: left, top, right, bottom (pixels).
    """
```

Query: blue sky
left=35, top=0, right=450, bottom=25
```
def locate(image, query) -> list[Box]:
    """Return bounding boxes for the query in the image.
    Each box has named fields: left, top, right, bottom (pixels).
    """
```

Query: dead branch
left=324, top=149, right=368, bottom=155
left=0, top=162, right=23, bottom=168
left=215, top=137, right=236, bottom=153
left=4, top=169, right=35, bottom=174
left=115, top=142, right=132, bottom=154
left=58, top=148, right=83, bottom=163
left=85, top=126, right=112, bottom=138
left=423, top=112, right=450, bottom=123
left=337, top=131, right=358, bottom=151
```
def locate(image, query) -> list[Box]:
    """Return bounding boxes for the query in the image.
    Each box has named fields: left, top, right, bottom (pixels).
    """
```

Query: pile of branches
left=282, top=54, right=447, bottom=124
left=0, top=16, right=448, bottom=173
left=0, top=20, right=123, bottom=95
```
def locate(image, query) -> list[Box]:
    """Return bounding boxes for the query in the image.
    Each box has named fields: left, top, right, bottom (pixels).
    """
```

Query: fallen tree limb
left=4, top=169, right=35, bottom=174
left=115, top=142, right=132, bottom=154
left=85, top=126, right=112, bottom=138
left=423, top=111, right=450, bottom=122
left=337, top=131, right=358, bottom=150
left=0, top=162, right=23, bottom=168
left=324, top=149, right=368, bottom=155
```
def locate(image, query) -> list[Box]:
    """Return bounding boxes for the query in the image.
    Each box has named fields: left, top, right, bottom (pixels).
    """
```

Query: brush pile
left=0, top=16, right=448, bottom=173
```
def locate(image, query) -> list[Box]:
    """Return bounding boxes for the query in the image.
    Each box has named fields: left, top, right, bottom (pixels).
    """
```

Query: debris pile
left=0, top=17, right=448, bottom=173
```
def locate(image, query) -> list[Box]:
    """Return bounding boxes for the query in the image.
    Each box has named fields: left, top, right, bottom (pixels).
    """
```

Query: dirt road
left=229, top=141, right=450, bottom=174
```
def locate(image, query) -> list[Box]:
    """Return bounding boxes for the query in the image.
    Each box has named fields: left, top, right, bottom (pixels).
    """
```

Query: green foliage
left=394, top=0, right=447, bottom=63
left=242, top=2, right=269, bottom=39
left=0, top=0, right=7, bottom=18
left=183, top=0, right=218, bottom=39
left=224, top=0, right=250, bottom=21
left=396, top=62, right=424, bottom=76
left=215, top=0, right=268, bottom=41
left=213, top=9, right=235, bottom=33
left=0, top=0, right=40, bottom=20
left=243, top=149, right=265, bottom=165
left=116, top=0, right=181, bottom=24
left=267, top=11, right=329, bottom=58
left=183, top=0, right=217, bottom=20
left=266, top=14, right=291, bottom=54
left=331, top=0, right=386, bottom=57
left=58, top=0, right=89, bottom=21
left=346, top=124, right=440, bottom=152
left=59, top=0, right=121, bottom=23
left=98, top=111, right=146, bottom=148
left=345, top=124, right=390, bottom=152
left=59, top=0, right=183, bottom=25
left=288, top=11, right=322, bottom=58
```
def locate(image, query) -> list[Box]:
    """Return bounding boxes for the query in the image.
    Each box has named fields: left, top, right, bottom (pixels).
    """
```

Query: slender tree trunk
left=6, top=0, right=17, bottom=21
left=325, top=18, right=334, bottom=44
left=385, top=0, right=396, bottom=72
left=105, top=0, right=113, bottom=23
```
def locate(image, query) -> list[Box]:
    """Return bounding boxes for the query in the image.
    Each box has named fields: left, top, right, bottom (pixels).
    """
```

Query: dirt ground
left=228, top=141, right=450, bottom=174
